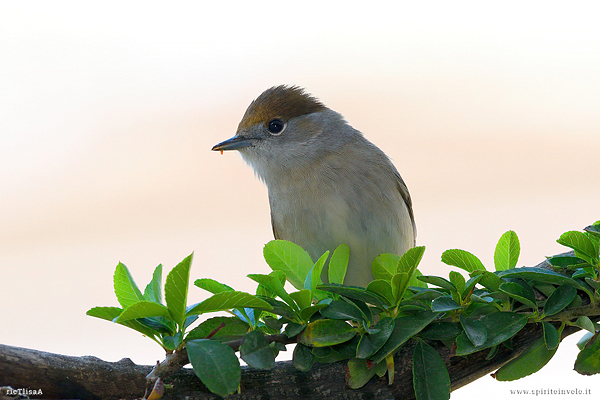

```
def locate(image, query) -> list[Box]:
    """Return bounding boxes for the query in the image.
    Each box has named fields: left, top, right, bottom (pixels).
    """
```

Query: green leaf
left=573, top=316, right=596, bottom=334
left=494, top=231, right=520, bottom=271
left=413, top=339, right=451, bottom=400
left=371, top=311, right=440, bottom=364
left=585, top=224, right=600, bottom=239
left=319, top=300, right=365, bottom=322
left=494, top=336, right=557, bottom=381
left=471, top=270, right=503, bottom=292
left=558, top=231, right=599, bottom=266
left=293, top=343, right=315, bottom=371
left=116, top=301, right=171, bottom=322
left=498, top=267, right=581, bottom=288
left=417, top=276, right=455, bottom=291
left=329, top=244, right=350, bottom=285
left=346, top=358, right=378, bottom=389
left=86, top=306, right=122, bottom=322
left=165, top=253, right=193, bottom=328
left=355, top=317, right=394, bottom=359
left=366, top=280, right=395, bottom=305
left=391, top=272, right=410, bottom=303
left=372, top=253, right=400, bottom=281
left=455, top=312, right=528, bottom=355
left=187, top=291, right=272, bottom=316
left=431, top=296, right=462, bottom=312
left=419, top=322, right=462, bottom=340
left=248, top=273, right=297, bottom=311
left=297, top=319, right=357, bottom=347
left=113, top=262, right=145, bottom=308
left=263, top=240, right=314, bottom=290
left=194, top=278, right=234, bottom=294
left=240, top=330, right=276, bottom=370
left=460, top=316, right=488, bottom=347
left=398, top=246, right=426, bottom=274
left=300, top=304, right=328, bottom=321
left=143, top=264, right=163, bottom=303
left=186, top=339, right=241, bottom=397
left=574, top=332, right=600, bottom=375
left=441, top=249, right=485, bottom=273
left=546, top=255, right=588, bottom=269
left=289, top=289, right=312, bottom=311
left=305, top=251, right=329, bottom=299
left=448, top=271, right=465, bottom=296
left=410, top=270, right=428, bottom=289
left=284, top=322, right=306, bottom=337
left=543, top=284, right=577, bottom=317
left=498, top=282, right=536, bottom=309
left=542, top=322, right=559, bottom=350
left=317, top=284, right=388, bottom=308
left=185, top=316, right=250, bottom=341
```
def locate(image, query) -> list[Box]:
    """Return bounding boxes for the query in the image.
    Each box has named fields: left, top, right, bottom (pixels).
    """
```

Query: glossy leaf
left=347, top=358, right=377, bottom=389
left=372, top=253, right=400, bottom=281
left=419, top=322, right=462, bottom=340
left=297, top=319, right=357, bottom=347
left=116, top=301, right=171, bottom=322
left=263, top=240, right=314, bottom=290
left=293, top=343, right=315, bottom=371
left=574, top=332, right=600, bottom=375
left=328, top=244, right=349, bottom=285
left=317, top=284, right=388, bottom=308
left=543, top=284, right=577, bottom=317
left=247, top=273, right=297, bottom=310
left=431, top=296, right=461, bottom=312
left=186, top=291, right=272, bottom=316
left=187, top=339, right=241, bottom=397
left=498, top=267, right=581, bottom=288
left=194, top=278, right=234, bottom=294
left=498, top=282, right=536, bottom=309
left=185, top=316, right=249, bottom=341
left=460, top=316, right=487, bottom=347
left=355, top=317, right=394, bottom=359
left=366, top=279, right=395, bottom=305
left=371, top=311, right=440, bottom=364
left=494, top=230, right=520, bottom=271
left=546, top=255, right=588, bottom=269
left=494, top=336, right=557, bottom=381
left=305, top=251, right=329, bottom=298
left=320, top=300, right=365, bottom=322
left=573, top=316, right=596, bottom=334
left=441, top=249, right=485, bottom=273
left=455, top=312, right=528, bottom=355
left=240, top=330, right=275, bottom=370
left=472, top=270, right=503, bottom=292
left=114, top=262, right=145, bottom=308
left=413, top=340, right=450, bottom=400
left=165, top=253, right=193, bottom=328
left=289, top=289, right=312, bottom=311
left=143, top=264, right=163, bottom=303
left=542, top=322, right=559, bottom=350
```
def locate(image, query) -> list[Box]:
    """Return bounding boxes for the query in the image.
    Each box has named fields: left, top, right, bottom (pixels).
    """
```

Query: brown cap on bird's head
left=237, top=85, right=327, bottom=133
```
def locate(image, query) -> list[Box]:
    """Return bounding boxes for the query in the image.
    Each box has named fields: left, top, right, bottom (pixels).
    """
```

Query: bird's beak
left=212, top=135, right=254, bottom=152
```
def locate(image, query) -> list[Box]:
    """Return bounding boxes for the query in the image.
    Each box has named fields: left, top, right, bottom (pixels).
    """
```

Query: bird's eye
left=267, top=119, right=285, bottom=135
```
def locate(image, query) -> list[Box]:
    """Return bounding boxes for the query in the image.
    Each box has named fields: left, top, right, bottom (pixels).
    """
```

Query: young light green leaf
left=240, top=330, right=276, bottom=370
left=305, top=251, right=329, bottom=299
left=366, top=280, right=395, bottom=305
left=87, top=306, right=161, bottom=338
left=543, top=284, right=577, bottom=317
left=263, top=240, right=314, bottom=290
left=494, top=231, right=520, bottom=271
left=186, top=291, right=272, bottom=315
left=574, top=331, right=600, bottom=375
left=165, top=253, right=193, bottom=329
left=194, top=278, right=234, bottom=294
left=391, top=272, right=410, bottom=304
left=114, top=262, right=145, bottom=308
left=448, top=271, right=465, bottom=296
left=409, top=270, right=428, bottom=289
left=441, top=249, right=486, bottom=273
left=372, top=253, right=400, bottom=281
left=557, top=231, right=599, bottom=266
left=116, top=301, right=171, bottom=323
left=143, top=264, right=163, bottom=303
left=329, top=244, right=349, bottom=285
left=248, top=273, right=297, bottom=311
left=493, top=336, right=557, bottom=381
left=499, top=282, right=536, bottom=309
left=187, top=339, right=241, bottom=397
left=397, top=246, right=426, bottom=274
left=471, top=270, right=503, bottom=292
left=413, top=339, right=451, bottom=400
left=289, top=289, right=312, bottom=311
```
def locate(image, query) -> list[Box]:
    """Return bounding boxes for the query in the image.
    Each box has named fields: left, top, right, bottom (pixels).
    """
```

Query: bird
left=212, top=85, right=415, bottom=287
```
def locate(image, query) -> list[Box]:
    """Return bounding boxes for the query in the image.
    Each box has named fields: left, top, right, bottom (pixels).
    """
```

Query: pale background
left=1, top=1, right=599, bottom=398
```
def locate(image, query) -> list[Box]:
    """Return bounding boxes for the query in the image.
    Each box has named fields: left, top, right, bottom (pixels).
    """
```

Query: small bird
left=212, top=85, right=415, bottom=287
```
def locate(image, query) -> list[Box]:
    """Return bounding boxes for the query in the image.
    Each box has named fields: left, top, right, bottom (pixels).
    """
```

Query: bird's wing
left=394, top=170, right=416, bottom=244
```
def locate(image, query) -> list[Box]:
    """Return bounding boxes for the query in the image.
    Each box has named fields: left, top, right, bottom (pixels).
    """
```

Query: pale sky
left=1, top=1, right=599, bottom=398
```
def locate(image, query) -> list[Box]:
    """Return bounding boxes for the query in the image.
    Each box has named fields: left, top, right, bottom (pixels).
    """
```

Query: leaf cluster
left=87, top=221, right=600, bottom=399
